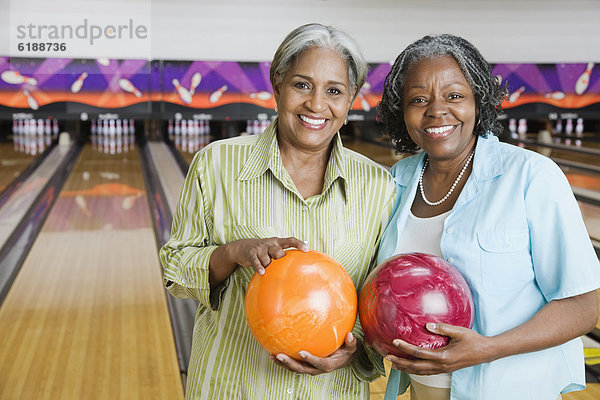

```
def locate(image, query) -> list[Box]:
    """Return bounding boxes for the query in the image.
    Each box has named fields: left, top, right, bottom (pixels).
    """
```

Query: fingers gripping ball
left=359, top=253, right=474, bottom=358
left=245, top=249, right=357, bottom=360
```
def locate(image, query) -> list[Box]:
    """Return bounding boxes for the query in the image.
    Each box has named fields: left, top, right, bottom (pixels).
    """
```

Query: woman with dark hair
left=160, top=23, right=395, bottom=399
left=376, top=34, right=600, bottom=400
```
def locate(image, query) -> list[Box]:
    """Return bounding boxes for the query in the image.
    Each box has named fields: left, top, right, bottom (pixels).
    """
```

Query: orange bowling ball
left=245, top=249, right=357, bottom=360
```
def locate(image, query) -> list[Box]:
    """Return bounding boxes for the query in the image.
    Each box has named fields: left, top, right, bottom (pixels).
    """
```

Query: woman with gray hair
left=376, top=34, right=599, bottom=400
left=160, top=23, right=395, bottom=399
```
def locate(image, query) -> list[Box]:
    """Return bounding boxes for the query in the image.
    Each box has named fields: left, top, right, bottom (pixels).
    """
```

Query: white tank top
left=394, top=209, right=452, bottom=389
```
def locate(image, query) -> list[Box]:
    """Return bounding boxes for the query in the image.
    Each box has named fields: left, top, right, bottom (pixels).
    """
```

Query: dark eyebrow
left=406, top=81, right=469, bottom=91
left=292, top=74, right=349, bottom=89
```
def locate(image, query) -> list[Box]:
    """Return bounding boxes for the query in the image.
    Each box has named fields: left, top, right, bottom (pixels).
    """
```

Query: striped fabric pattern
left=159, top=120, right=396, bottom=400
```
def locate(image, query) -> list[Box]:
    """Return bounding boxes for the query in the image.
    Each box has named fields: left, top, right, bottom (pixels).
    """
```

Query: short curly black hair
left=377, top=34, right=508, bottom=154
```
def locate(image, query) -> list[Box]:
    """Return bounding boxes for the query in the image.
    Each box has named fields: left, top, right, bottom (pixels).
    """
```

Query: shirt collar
left=237, top=119, right=276, bottom=181
left=237, top=118, right=349, bottom=203
left=471, top=134, right=503, bottom=181
left=392, top=133, right=503, bottom=187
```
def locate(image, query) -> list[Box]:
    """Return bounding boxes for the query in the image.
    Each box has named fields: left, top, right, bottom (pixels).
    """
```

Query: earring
left=274, top=105, right=278, bottom=113
left=344, top=117, right=348, bottom=125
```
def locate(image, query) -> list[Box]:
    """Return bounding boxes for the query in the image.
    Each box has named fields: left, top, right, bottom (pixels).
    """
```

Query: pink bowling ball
left=359, top=252, right=474, bottom=358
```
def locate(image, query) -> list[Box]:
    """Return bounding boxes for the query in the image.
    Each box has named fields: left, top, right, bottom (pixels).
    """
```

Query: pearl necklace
left=419, top=150, right=475, bottom=206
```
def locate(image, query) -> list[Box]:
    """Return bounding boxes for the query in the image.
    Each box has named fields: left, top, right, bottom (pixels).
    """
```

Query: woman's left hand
left=385, top=323, right=493, bottom=375
left=271, top=332, right=360, bottom=375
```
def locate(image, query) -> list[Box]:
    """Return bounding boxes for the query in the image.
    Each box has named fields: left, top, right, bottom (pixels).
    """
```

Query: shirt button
left=286, top=387, right=293, bottom=394
left=302, top=205, right=309, bottom=212
left=447, top=257, right=454, bottom=263
left=446, top=228, right=453, bottom=234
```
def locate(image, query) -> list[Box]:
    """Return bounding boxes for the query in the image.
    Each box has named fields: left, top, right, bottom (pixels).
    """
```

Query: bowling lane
left=0, top=144, right=183, bottom=399
left=177, top=146, right=195, bottom=166
left=0, top=142, right=38, bottom=193
left=523, top=143, right=600, bottom=169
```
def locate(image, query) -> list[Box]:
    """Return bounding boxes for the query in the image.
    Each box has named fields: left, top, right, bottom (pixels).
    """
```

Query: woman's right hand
left=227, top=237, right=309, bottom=275
left=209, top=237, right=309, bottom=287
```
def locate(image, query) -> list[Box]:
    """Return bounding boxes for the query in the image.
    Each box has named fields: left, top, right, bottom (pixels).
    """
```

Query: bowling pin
left=509, top=86, right=525, bottom=103
left=52, top=119, right=59, bottom=138
left=190, top=72, right=202, bottom=95
left=544, top=91, right=565, bottom=100
left=96, top=58, right=110, bottom=66
left=174, top=120, right=181, bottom=136
left=22, top=90, right=39, bottom=110
left=172, top=78, right=193, bottom=104
left=71, top=72, right=88, bottom=93
left=358, top=92, right=371, bottom=112
left=554, top=119, right=563, bottom=135
left=181, top=119, right=188, bottom=136
left=565, top=118, right=573, bottom=136
left=508, top=118, right=517, bottom=138
left=209, top=85, right=228, bottom=103
left=109, top=119, right=116, bottom=136
left=517, top=118, right=527, bottom=138
left=116, top=119, right=123, bottom=136
left=575, top=118, right=584, bottom=137
left=71, top=72, right=87, bottom=93
left=249, top=91, right=272, bottom=101
left=575, top=63, right=594, bottom=95
left=118, top=78, right=142, bottom=97
left=1, top=70, right=37, bottom=86
left=37, top=118, right=44, bottom=135
left=44, top=119, right=51, bottom=135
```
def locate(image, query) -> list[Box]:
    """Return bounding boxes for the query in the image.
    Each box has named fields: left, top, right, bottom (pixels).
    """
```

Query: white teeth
left=299, top=115, right=326, bottom=125
left=425, top=126, right=454, bottom=134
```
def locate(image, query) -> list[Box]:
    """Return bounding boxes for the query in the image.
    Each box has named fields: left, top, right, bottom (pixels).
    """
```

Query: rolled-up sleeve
left=525, top=157, right=600, bottom=301
left=159, top=151, right=228, bottom=310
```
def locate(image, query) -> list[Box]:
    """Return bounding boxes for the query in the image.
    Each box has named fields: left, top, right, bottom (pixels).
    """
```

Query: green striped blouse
left=159, top=120, right=396, bottom=400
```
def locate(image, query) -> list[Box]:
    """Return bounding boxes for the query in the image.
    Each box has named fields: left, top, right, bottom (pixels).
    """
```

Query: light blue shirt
left=378, top=134, right=600, bottom=400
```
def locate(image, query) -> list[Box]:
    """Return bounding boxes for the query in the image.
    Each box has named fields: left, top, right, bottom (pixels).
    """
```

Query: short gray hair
left=270, top=23, right=368, bottom=97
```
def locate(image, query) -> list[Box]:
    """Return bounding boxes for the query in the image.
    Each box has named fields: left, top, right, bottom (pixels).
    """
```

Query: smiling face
left=402, top=55, right=477, bottom=162
left=273, top=47, right=354, bottom=153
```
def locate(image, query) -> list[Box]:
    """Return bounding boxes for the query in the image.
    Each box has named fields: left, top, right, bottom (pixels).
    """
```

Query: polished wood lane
left=0, top=142, right=37, bottom=193
left=0, top=145, right=183, bottom=399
